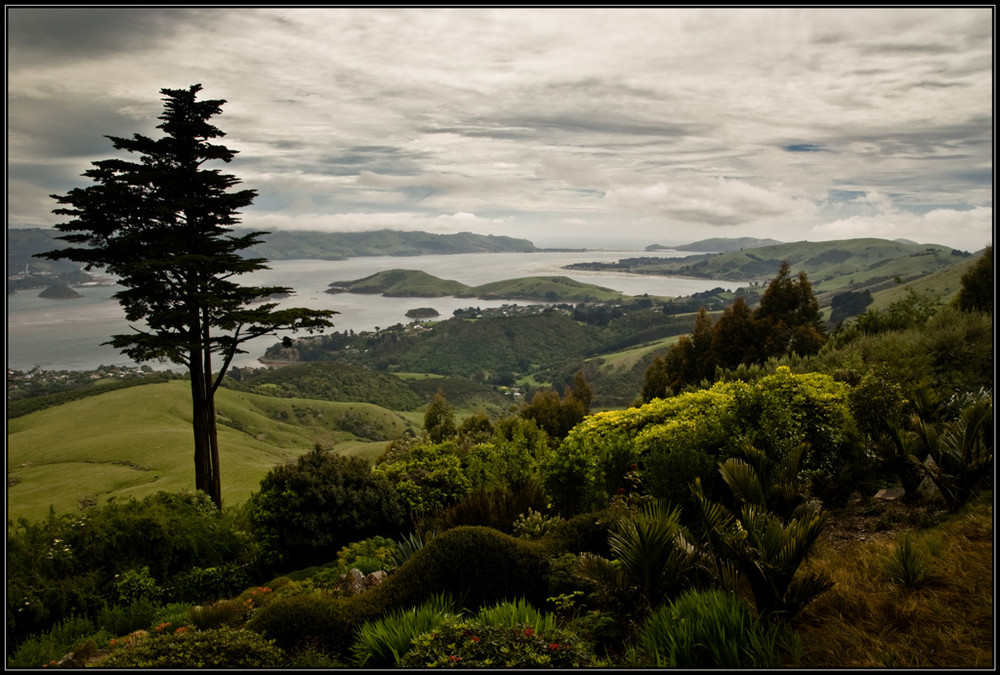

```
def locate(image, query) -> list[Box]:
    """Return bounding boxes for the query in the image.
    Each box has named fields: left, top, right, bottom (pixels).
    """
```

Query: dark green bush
left=168, top=561, right=254, bottom=604
left=6, top=615, right=111, bottom=668
left=637, top=588, right=798, bottom=668
left=437, top=483, right=550, bottom=533
left=7, top=491, right=251, bottom=648
left=64, top=491, right=248, bottom=584
left=540, top=509, right=613, bottom=556
left=95, top=599, right=160, bottom=639
left=245, top=592, right=369, bottom=658
left=100, top=627, right=286, bottom=668
left=365, top=526, right=549, bottom=614
left=187, top=599, right=247, bottom=630
left=249, top=447, right=406, bottom=570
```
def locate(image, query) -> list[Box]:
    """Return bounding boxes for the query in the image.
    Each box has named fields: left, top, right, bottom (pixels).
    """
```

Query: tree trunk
left=189, top=349, right=222, bottom=508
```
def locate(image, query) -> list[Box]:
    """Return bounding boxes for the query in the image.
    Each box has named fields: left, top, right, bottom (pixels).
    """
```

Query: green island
left=327, top=268, right=623, bottom=302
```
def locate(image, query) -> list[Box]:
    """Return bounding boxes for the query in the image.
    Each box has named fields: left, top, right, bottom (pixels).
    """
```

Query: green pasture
left=7, top=381, right=416, bottom=523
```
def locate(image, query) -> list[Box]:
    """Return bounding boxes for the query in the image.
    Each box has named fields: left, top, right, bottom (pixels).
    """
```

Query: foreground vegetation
left=6, top=247, right=992, bottom=668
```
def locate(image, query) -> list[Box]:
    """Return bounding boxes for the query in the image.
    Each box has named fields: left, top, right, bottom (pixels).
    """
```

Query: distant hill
left=649, top=237, right=783, bottom=253
left=570, top=238, right=975, bottom=296
left=328, top=269, right=623, bottom=302
left=238, top=228, right=539, bottom=260
left=6, top=227, right=539, bottom=278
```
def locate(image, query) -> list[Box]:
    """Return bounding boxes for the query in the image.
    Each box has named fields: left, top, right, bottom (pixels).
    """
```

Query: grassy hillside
left=861, top=253, right=979, bottom=310
left=570, top=238, right=976, bottom=295
left=229, top=362, right=425, bottom=410
left=7, top=381, right=416, bottom=522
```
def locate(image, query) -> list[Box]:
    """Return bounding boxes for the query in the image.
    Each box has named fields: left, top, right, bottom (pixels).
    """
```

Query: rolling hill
left=567, top=238, right=977, bottom=295
left=6, top=381, right=418, bottom=522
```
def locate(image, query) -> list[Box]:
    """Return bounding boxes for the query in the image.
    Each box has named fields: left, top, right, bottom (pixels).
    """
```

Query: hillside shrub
left=61, top=491, right=248, bottom=584
left=465, top=435, right=547, bottom=495
left=337, top=536, right=399, bottom=573
left=169, top=562, right=254, bottom=604
left=401, top=619, right=596, bottom=668
left=113, top=566, right=162, bottom=606
left=636, top=588, right=797, bottom=668
left=539, top=509, right=614, bottom=557
left=248, top=447, right=406, bottom=570
left=372, top=441, right=472, bottom=517
left=187, top=599, right=246, bottom=631
left=364, top=526, right=549, bottom=614
left=99, top=627, right=286, bottom=668
left=95, top=600, right=160, bottom=639
left=437, top=483, right=550, bottom=533
left=6, top=615, right=111, bottom=669
left=245, top=592, right=362, bottom=656
left=8, top=489, right=251, bottom=646
left=551, top=369, right=858, bottom=514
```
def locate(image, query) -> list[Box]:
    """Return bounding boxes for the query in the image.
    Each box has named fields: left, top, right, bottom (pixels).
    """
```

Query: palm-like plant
left=576, top=499, right=701, bottom=613
left=694, top=441, right=832, bottom=620
left=916, top=396, right=993, bottom=511
left=872, top=422, right=928, bottom=501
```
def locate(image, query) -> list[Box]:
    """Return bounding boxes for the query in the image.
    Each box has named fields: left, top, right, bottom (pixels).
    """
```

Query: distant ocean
left=7, top=250, right=741, bottom=372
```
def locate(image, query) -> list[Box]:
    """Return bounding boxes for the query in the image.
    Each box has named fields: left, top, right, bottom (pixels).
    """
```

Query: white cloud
left=604, top=177, right=814, bottom=226
left=810, top=205, right=992, bottom=251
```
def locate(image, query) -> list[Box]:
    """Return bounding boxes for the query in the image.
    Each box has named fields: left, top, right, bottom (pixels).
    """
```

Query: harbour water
left=7, top=250, right=741, bottom=372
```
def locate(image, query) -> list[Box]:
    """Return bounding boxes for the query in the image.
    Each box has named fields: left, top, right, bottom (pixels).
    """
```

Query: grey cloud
left=7, top=7, right=200, bottom=64
left=8, top=93, right=152, bottom=160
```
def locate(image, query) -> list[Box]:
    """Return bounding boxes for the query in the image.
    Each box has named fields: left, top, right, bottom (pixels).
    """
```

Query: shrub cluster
left=401, top=620, right=595, bottom=668
left=100, top=627, right=286, bottom=668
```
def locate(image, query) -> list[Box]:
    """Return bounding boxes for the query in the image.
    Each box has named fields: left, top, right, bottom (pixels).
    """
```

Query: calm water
left=7, top=250, right=740, bottom=372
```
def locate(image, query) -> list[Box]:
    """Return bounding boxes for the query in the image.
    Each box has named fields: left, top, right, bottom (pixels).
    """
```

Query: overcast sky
left=7, top=7, right=994, bottom=251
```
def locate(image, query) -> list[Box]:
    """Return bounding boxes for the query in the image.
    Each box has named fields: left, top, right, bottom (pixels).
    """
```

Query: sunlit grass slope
left=7, top=381, right=415, bottom=523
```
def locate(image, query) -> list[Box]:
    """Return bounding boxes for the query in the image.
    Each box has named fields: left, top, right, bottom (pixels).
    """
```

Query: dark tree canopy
left=248, top=447, right=406, bottom=569
left=954, top=245, right=992, bottom=313
left=37, top=84, right=336, bottom=507
left=643, top=262, right=826, bottom=400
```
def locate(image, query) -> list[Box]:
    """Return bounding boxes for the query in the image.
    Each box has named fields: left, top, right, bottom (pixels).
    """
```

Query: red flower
left=524, top=628, right=534, bottom=636
left=471, top=636, right=480, bottom=643
left=449, top=655, right=461, bottom=662
left=549, top=642, right=560, bottom=650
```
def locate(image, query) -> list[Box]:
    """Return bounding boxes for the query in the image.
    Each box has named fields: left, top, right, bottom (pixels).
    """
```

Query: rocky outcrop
left=339, top=568, right=387, bottom=595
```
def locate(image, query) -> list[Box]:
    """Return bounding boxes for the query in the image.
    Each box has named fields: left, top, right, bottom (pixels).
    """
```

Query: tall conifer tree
left=39, top=84, right=336, bottom=507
